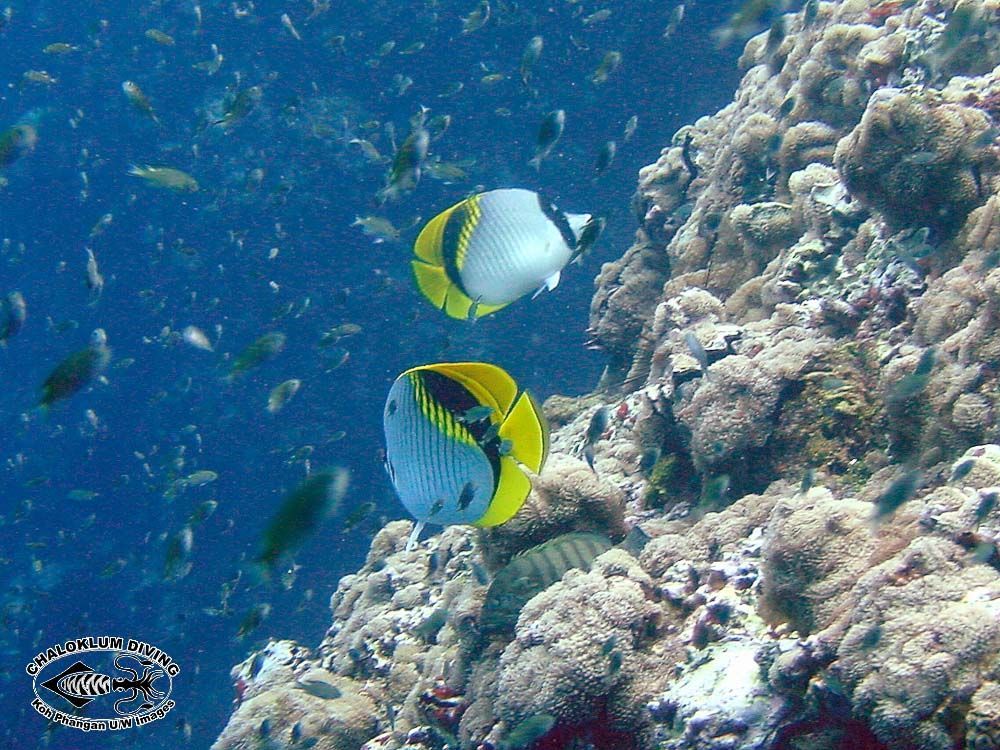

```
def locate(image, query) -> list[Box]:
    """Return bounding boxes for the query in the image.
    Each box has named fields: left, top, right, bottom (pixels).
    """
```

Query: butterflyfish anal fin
left=473, top=456, right=532, bottom=527
left=422, top=362, right=519, bottom=417
left=444, top=285, right=477, bottom=320
left=412, top=260, right=451, bottom=310
left=498, top=390, right=549, bottom=473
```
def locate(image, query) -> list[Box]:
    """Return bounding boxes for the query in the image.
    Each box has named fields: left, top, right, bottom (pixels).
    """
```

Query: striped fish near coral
left=383, top=362, right=549, bottom=550
left=411, top=188, right=602, bottom=320
left=480, top=532, right=613, bottom=635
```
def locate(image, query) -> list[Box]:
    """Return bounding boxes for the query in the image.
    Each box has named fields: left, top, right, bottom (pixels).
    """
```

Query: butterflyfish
left=383, top=362, right=549, bottom=549
left=411, top=188, right=600, bottom=320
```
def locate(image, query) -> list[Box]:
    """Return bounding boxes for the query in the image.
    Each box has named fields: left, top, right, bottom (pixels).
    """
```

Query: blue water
left=0, top=1, right=740, bottom=747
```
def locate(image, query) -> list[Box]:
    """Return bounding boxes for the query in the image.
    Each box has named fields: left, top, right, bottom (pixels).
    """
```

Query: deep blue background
left=0, top=1, right=741, bottom=747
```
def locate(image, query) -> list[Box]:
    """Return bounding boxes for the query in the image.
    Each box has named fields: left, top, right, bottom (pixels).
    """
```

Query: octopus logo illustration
left=26, top=636, right=179, bottom=732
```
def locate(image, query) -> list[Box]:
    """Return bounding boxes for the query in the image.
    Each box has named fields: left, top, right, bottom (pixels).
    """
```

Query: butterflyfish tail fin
left=412, top=260, right=451, bottom=311
left=473, top=456, right=532, bottom=527
left=499, top=390, right=549, bottom=473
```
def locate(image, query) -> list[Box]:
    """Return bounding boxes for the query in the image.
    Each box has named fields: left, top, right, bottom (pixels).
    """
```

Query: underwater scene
left=3, top=0, right=1000, bottom=748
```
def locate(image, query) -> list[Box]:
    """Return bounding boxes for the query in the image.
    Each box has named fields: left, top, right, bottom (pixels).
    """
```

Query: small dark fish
left=701, top=474, right=730, bottom=508
left=683, top=331, right=711, bottom=379
left=601, top=635, right=616, bottom=655
left=40, top=329, right=111, bottom=407
left=341, top=500, right=375, bottom=532
left=237, top=602, right=272, bottom=639
left=779, top=96, right=795, bottom=117
left=460, top=405, right=494, bottom=424
left=249, top=651, right=267, bottom=679
left=213, top=85, right=263, bottom=128
left=608, top=650, right=623, bottom=674
left=0, top=291, right=26, bottom=344
left=582, top=406, right=610, bottom=471
left=458, top=481, right=476, bottom=510
left=229, top=332, right=286, bottom=377
left=571, top=216, right=605, bottom=264
left=295, top=679, right=342, bottom=700
left=413, top=607, right=448, bottom=641
left=471, top=561, right=490, bottom=586
left=504, top=714, right=556, bottom=749
left=859, top=623, right=882, bottom=650
left=594, top=140, right=617, bottom=175
left=951, top=458, right=975, bottom=483
left=974, top=489, right=998, bottom=526
left=590, top=50, right=622, bottom=85
left=164, top=525, right=194, bottom=581
left=256, top=469, right=350, bottom=570
left=663, top=4, right=684, bottom=39
left=799, top=467, right=815, bottom=495
left=188, top=499, right=219, bottom=527
left=887, top=348, right=935, bottom=407
left=803, top=0, right=818, bottom=25
left=528, top=109, right=565, bottom=170
left=623, top=115, right=638, bottom=143
left=379, top=126, right=429, bottom=202
left=639, top=447, right=661, bottom=473
left=259, top=718, right=271, bottom=738
left=764, top=14, right=785, bottom=58
left=0, top=123, right=37, bottom=168
left=873, top=467, right=921, bottom=521
left=586, top=406, right=610, bottom=445
left=291, top=722, right=302, bottom=742
left=520, top=35, right=543, bottom=86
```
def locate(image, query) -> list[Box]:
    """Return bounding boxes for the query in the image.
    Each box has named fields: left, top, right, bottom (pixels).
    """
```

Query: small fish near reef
left=255, top=468, right=350, bottom=572
left=528, top=109, right=565, bottom=170
left=383, top=362, right=549, bottom=550
left=481, top=532, right=612, bottom=635
left=39, top=328, right=111, bottom=408
left=128, top=165, right=199, bottom=192
left=0, top=123, right=37, bottom=168
left=411, top=188, right=601, bottom=320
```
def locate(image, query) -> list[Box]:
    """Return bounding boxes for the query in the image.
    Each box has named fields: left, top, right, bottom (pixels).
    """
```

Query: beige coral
left=758, top=488, right=884, bottom=634
left=834, top=88, right=993, bottom=231
left=829, top=537, right=1000, bottom=750
left=494, top=550, right=666, bottom=740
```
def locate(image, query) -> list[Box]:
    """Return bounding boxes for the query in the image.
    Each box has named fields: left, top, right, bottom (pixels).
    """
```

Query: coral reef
left=212, top=1, right=1000, bottom=748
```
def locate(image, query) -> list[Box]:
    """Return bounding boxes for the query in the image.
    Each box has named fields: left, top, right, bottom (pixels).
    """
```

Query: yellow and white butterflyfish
left=382, top=361, right=550, bottom=550
left=411, top=188, right=600, bottom=320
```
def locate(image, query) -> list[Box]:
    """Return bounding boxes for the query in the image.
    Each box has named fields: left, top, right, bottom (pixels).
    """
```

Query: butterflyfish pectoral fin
left=473, top=456, right=532, bottom=527
left=406, top=520, right=426, bottom=551
left=545, top=270, right=561, bottom=291
left=499, top=390, right=549, bottom=473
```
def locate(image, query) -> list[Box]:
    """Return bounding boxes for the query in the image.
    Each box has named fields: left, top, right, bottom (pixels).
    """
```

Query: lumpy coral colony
left=213, top=1, right=1000, bottom=748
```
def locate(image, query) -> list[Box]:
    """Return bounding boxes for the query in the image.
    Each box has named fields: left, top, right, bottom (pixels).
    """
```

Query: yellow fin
left=411, top=260, right=451, bottom=310
left=444, top=286, right=477, bottom=320
left=499, top=390, right=549, bottom=473
left=474, top=455, right=531, bottom=527
left=413, top=199, right=463, bottom=266
left=424, top=362, right=519, bottom=416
